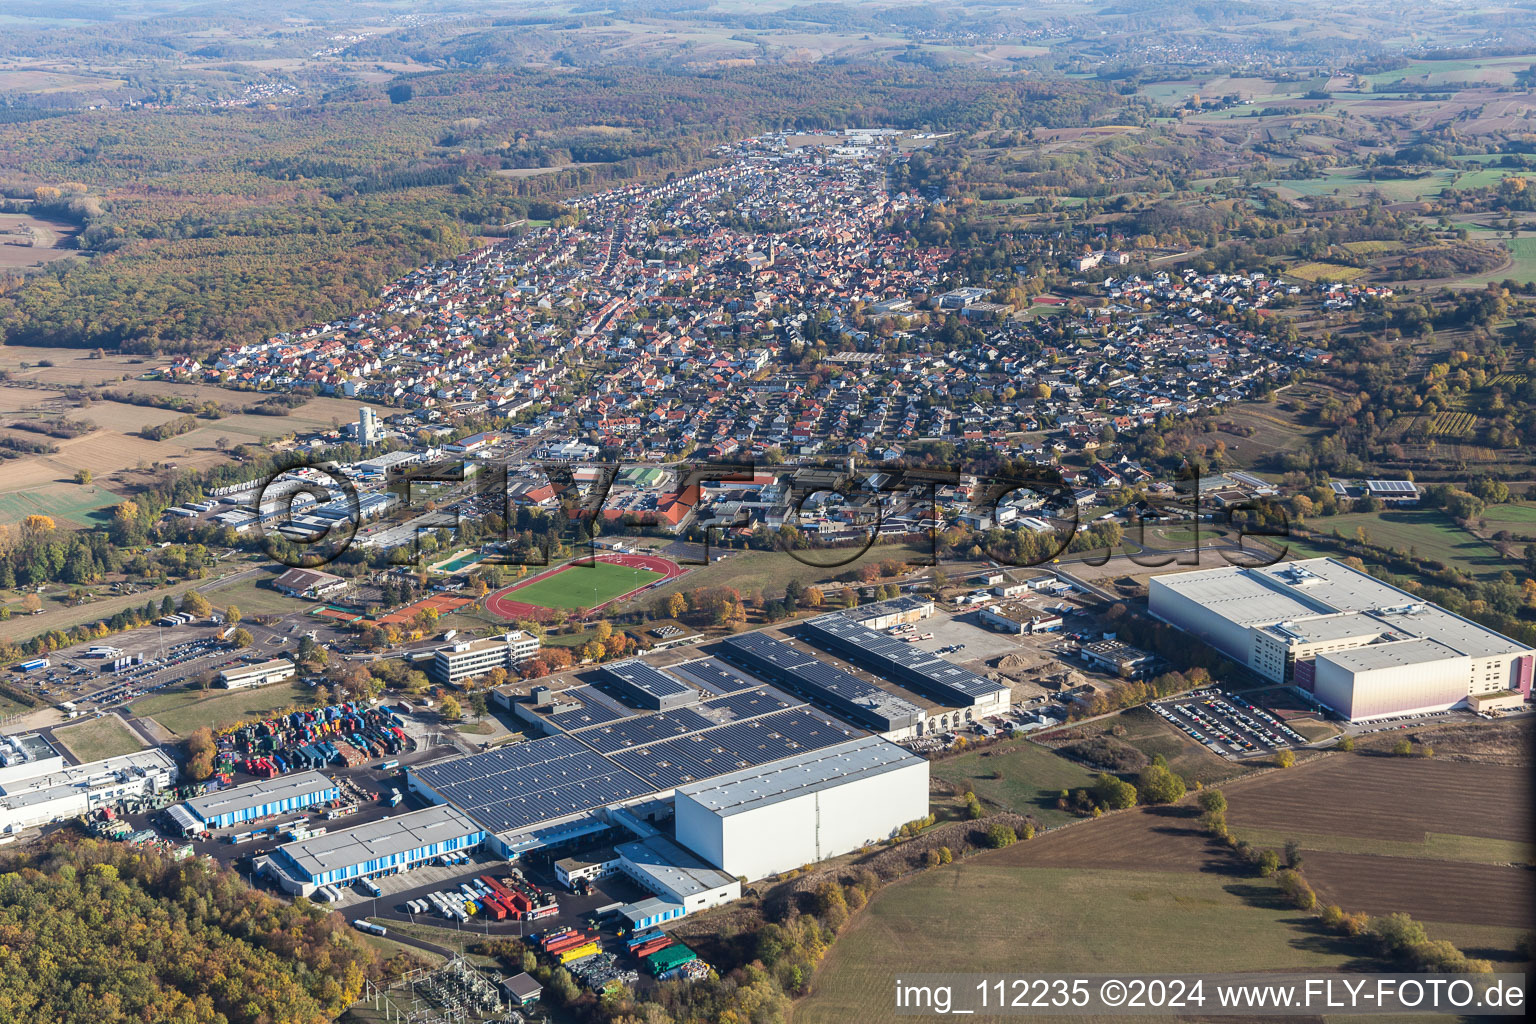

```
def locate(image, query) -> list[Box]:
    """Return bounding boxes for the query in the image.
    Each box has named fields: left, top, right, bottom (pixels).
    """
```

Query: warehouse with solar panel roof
left=260, top=600, right=1015, bottom=919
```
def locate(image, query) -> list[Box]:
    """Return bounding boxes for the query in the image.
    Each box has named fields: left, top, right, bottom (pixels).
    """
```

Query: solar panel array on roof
left=721, top=632, right=922, bottom=732
left=669, top=657, right=763, bottom=694
left=699, top=688, right=800, bottom=722
left=571, top=707, right=717, bottom=752
left=1366, top=480, right=1417, bottom=494
left=600, top=660, right=697, bottom=710
left=537, top=687, right=635, bottom=731
left=410, top=735, right=653, bottom=833
left=606, top=707, right=858, bottom=789
left=803, top=613, right=1004, bottom=706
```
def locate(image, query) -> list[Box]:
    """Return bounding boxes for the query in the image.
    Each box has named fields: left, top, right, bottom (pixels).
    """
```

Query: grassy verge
left=1230, top=826, right=1534, bottom=866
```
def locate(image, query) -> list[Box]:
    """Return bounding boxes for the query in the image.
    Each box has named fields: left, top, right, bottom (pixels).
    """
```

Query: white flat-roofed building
left=0, top=749, right=178, bottom=834
left=0, top=733, right=66, bottom=789
left=182, top=771, right=340, bottom=830
left=1149, top=558, right=1535, bottom=721
left=673, top=735, right=929, bottom=881
left=219, top=658, right=297, bottom=689
left=431, top=631, right=541, bottom=685
left=615, top=834, right=740, bottom=917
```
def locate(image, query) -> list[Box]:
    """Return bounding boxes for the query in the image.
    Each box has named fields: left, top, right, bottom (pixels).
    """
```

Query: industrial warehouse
left=179, top=770, right=340, bottom=832
left=241, top=618, right=960, bottom=915
left=1149, top=557, right=1536, bottom=721
left=0, top=744, right=179, bottom=834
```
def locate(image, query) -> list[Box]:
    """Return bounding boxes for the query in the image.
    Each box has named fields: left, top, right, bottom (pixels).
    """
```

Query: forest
left=0, top=840, right=375, bottom=1024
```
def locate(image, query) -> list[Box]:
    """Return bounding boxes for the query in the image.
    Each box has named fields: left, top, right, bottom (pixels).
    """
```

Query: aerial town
left=2, top=3, right=1533, bottom=1021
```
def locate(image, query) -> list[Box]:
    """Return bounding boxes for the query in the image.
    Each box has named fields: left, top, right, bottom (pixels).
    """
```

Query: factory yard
left=49, top=714, right=144, bottom=762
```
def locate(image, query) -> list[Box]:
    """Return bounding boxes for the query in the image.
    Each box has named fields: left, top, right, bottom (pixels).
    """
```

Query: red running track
left=484, top=552, right=687, bottom=622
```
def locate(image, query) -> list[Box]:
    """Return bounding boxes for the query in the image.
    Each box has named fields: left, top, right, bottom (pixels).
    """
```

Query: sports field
left=501, top=561, right=661, bottom=610
left=485, top=553, right=683, bottom=619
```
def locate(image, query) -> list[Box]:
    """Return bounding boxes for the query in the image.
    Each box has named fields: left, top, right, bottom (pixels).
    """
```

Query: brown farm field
left=1298, top=852, right=1533, bottom=929
left=1225, top=751, right=1528, bottom=844
left=0, top=212, right=82, bottom=270
left=0, top=347, right=160, bottom=386
left=800, top=746, right=1533, bottom=1024
left=1225, top=751, right=1534, bottom=936
left=0, top=378, right=375, bottom=504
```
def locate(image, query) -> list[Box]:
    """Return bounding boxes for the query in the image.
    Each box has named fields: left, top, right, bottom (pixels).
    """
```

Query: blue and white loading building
left=176, top=771, right=340, bottom=832
left=262, top=805, right=486, bottom=895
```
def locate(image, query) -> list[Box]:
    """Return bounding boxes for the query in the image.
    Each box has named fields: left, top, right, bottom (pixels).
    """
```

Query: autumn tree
left=184, top=727, right=217, bottom=781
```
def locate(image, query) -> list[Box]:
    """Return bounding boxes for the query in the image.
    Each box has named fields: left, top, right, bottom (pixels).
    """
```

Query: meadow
left=929, top=739, right=1098, bottom=828
left=1301, top=509, right=1512, bottom=581
left=799, top=806, right=1365, bottom=1024
left=131, top=680, right=312, bottom=737
left=51, top=714, right=145, bottom=762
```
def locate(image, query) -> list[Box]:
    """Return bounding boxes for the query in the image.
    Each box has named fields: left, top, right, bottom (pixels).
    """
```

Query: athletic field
left=485, top=553, right=683, bottom=619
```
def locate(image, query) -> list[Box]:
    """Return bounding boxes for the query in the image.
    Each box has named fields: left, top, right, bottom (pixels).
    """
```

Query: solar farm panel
left=539, top=688, right=635, bottom=731
left=721, top=632, right=923, bottom=730
left=412, top=736, right=656, bottom=834
left=699, top=688, right=800, bottom=721
left=603, top=707, right=858, bottom=790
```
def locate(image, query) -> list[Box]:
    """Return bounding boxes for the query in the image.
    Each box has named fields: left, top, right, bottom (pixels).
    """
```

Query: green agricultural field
left=930, top=739, right=1098, bottom=827
left=504, top=560, right=662, bottom=611
left=1341, top=240, right=1400, bottom=255
left=1453, top=167, right=1536, bottom=191
left=0, top=482, right=123, bottom=529
left=1264, top=168, right=1456, bottom=204
left=1229, top=826, right=1534, bottom=866
left=632, top=541, right=939, bottom=610
left=1288, top=261, right=1366, bottom=282
left=51, top=714, right=145, bottom=761
left=800, top=863, right=1362, bottom=1024
left=0, top=576, right=209, bottom=645
left=1302, top=510, right=1513, bottom=581
left=131, top=680, right=312, bottom=736
left=203, top=571, right=317, bottom=618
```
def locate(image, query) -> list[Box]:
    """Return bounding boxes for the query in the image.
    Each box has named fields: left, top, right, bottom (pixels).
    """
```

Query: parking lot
left=1152, top=690, right=1309, bottom=758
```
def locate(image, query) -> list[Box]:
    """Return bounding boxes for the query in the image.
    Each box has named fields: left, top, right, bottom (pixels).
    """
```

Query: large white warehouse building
left=673, top=736, right=929, bottom=881
left=1149, top=558, right=1535, bottom=721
